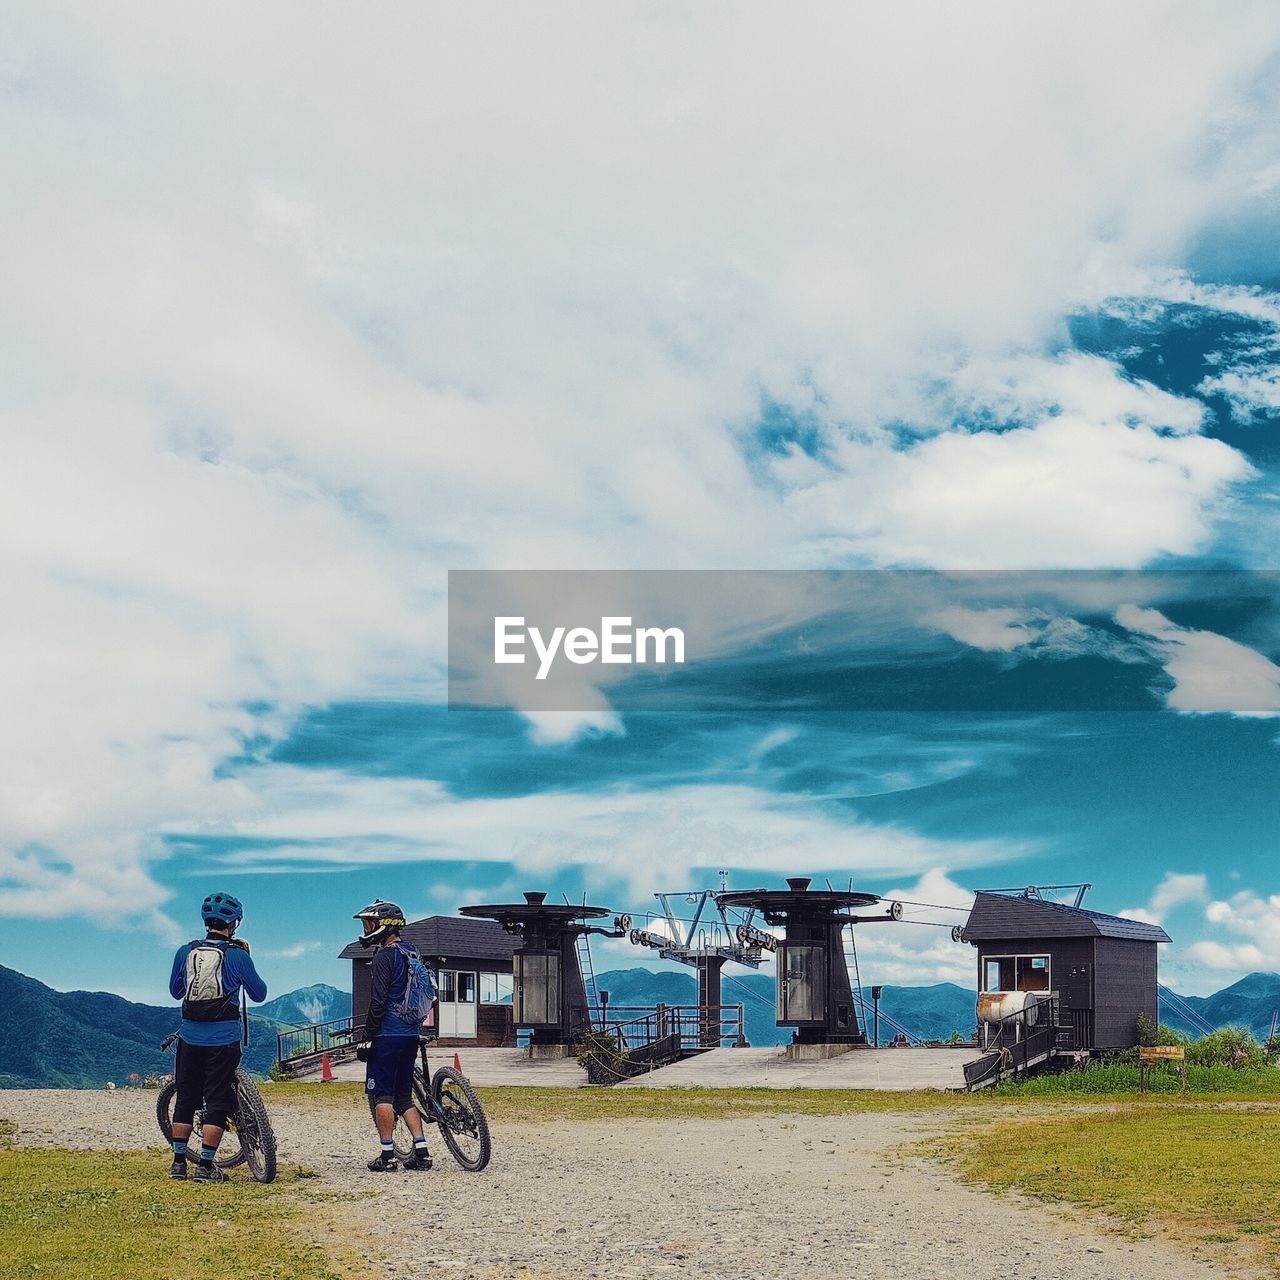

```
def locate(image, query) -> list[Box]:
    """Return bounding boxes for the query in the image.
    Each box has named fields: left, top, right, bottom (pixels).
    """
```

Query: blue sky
left=1, top=6, right=1279, bottom=1004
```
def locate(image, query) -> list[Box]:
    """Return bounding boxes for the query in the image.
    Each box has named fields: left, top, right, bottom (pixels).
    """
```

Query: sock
left=413, top=1136, right=428, bottom=1150
left=379, top=1139, right=394, bottom=1160
left=200, top=1144, right=217, bottom=1166
left=172, top=1139, right=188, bottom=1157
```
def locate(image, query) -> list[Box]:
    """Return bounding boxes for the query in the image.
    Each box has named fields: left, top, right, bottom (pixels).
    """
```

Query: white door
left=439, top=970, right=478, bottom=1039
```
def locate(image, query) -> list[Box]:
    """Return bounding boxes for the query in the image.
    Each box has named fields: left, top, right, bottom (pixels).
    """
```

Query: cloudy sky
left=2, top=3, right=1279, bottom=1004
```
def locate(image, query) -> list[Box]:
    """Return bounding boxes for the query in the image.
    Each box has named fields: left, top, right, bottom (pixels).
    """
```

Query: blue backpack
left=391, top=943, right=437, bottom=1029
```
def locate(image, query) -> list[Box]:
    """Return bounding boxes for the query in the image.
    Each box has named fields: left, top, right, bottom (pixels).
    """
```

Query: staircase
left=964, top=996, right=1060, bottom=1090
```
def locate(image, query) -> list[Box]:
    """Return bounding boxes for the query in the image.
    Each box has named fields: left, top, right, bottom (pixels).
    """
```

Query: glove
left=355, top=1041, right=372, bottom=1063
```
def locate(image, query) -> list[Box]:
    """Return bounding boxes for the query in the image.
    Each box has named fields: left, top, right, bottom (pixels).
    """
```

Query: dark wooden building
left=339, top=915, right=518, bottom=1048
left=961, top=890, right=1170, bottom=1051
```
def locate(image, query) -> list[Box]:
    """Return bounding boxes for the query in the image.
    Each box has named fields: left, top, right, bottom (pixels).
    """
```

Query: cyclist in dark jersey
left=166, top=892, right=268, bottom=1182
left=353, top=900, right=434, bottom=1172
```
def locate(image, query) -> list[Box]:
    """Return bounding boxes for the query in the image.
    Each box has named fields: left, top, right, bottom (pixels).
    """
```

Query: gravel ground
left=0, top=1088, right=1234, bottom=1280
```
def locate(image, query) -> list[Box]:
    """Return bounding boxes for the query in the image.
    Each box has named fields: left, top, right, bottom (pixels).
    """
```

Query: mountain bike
left=155, top=1005, right=278, bottom=1183
left=354, top=1036, right=491, bottom=1172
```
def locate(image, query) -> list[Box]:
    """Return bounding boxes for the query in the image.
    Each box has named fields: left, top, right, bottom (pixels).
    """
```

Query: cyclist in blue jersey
left=353, top=899, right=435, bottom=1172
left=166, top=892, right=268, bottom=1183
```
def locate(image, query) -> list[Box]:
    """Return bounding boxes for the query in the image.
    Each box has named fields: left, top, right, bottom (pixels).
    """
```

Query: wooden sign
left=1139, top=1045, right=1186, bottom=1061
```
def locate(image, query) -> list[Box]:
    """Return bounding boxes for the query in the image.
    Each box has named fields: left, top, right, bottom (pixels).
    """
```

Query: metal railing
left=275, top=1016, right=357, bottom=1073
left=594, top=1003, right=746, bottom=1052
left=966, top=995, right=1058, bottom=1089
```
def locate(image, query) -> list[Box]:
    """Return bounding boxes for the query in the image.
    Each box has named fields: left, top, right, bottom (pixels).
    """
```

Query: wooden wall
left=1093, top=936, right=1158, bottom=1049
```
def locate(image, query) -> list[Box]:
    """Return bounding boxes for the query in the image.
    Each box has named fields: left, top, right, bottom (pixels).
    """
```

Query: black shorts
left=173, top=1039, right=241, bottom=1130
left=365, top=1035, right=419, bottom=1111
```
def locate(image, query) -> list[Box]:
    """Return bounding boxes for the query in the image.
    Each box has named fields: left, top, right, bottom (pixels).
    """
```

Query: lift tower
left=716, top=877, right=903, bottom=1052
left=626, top=878, right=765, bottom=1046
left=460, top=892, right=625, bottom=1054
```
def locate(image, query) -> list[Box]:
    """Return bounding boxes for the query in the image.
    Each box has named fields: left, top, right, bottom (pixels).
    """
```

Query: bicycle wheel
left=156, top=1079, right=246, bottom=1169
left=431, top=1066, right=490, bottom=1172
left=232, top=1070, right=277, bottom=1183
left=156, top=1080, right=178, bottom=1144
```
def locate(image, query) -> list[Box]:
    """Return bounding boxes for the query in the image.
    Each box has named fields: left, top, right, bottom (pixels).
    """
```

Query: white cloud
left=3, top=4, right=1280, bottom=921
left=1116, top=605, right=1280, bottom=716
left=261, top=940, right=323, bottom=961
left=1152, top=872, right=1210, bottom=917
left=1200, top=367, right=1280, bottom=418
left=1110, top=269, right=1280, bottom=326
left=1186, top=889, right=1280, bottom=971
left=840, top=869, right=977, bottom=987
left=182, top=768, right=1028, bottom=902
left=1122, top=870, right=1207, bottom=924
left=929, top=607, right=1039, bottom=652
left=780, top=404, right=1251, bottom=569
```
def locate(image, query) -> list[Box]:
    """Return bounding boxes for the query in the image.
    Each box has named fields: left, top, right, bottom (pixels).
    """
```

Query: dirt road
left=1, top=1088, right=1231, bottom=1279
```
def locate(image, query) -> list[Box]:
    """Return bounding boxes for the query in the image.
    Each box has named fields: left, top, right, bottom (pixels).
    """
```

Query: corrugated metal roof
left=338, top=915, right=518, bottom=962
left=963, top=891, right=1171, bottom=943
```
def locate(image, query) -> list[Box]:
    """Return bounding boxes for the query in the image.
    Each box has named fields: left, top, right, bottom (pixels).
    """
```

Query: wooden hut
left=960, top=889, right=1170, bottom=1051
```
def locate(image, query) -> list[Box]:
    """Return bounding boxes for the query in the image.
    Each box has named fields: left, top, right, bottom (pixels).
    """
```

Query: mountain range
left=3, top=962, right=1278, bottom=1088
left=0, top=964, right=289, bottom=1088
left=256, top=983, right=351, bottom=1027
left=1157, top=972, right=1280, bottom=1043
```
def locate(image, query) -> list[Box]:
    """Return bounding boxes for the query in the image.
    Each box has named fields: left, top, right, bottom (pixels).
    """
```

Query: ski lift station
left=958, top=885, right=1170, bottom=1089
left=283, top=875, right=1169, bottom=1091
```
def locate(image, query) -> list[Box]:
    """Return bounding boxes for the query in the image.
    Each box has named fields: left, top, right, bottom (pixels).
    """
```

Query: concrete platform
left=290, top=1045, right=972, bottom=1091
left=615, top=1046, right=973, bottom=1091
left=292, top=1047, right=589, bottom=1088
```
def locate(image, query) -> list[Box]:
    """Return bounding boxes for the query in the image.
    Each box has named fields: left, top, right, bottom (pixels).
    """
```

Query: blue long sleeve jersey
left=169, top=939, right=269, bottom=1046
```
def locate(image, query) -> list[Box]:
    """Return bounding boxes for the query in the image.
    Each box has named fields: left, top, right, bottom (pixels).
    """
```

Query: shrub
left=1185, top=1026, right=1264, bottom=1069
left=991, top=1059, right=1280, bottom=1096
left=1136, top=1013, right=1188, bottom=1048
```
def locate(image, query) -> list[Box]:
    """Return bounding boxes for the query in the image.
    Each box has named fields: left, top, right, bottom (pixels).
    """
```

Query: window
left=480, top=972, right=514, bottom=1005
left=983, top=954, right=1051, bottom=993
left=457, top=971, right=477, bottom=1004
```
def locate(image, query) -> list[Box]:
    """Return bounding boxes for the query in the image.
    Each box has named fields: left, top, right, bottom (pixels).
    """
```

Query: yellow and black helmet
left=354, top=899, right=407, bottom=948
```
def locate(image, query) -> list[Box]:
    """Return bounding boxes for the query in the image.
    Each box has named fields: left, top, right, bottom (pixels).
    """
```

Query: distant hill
left=594, top=968, right=977, bottom=1046
left=0, top=964, right=282, bottom=1088
left=1160, top=972, right=1280, bottom=1042
left=256, top=984, right=350, bottom=1027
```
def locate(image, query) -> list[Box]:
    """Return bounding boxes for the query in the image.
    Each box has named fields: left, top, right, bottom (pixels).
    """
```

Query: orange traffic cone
left=320, top=1051, right=335, bottom=1083
left=453, top=1052, right=463, bottom=1073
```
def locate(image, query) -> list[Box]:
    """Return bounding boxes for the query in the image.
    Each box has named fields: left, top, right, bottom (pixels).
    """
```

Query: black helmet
left=354, top=899, right=407, bottom=949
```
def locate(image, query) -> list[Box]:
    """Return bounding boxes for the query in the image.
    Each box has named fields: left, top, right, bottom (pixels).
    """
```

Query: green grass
left=933, top=1105, right=1280, bottom=1272
left=0, top=1145, right=353, bottom=1280
left=991, top=1062, right=1280, bottom=1097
